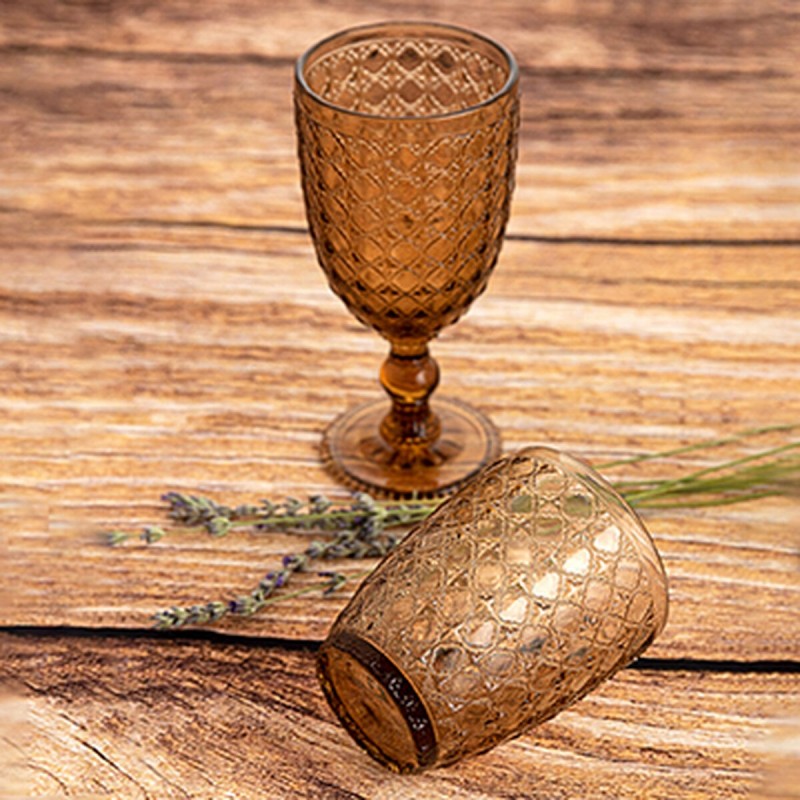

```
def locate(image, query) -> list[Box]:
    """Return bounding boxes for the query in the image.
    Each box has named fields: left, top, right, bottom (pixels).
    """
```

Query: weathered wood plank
left=1, top=234, right=798, bottom=657
left=1, top=3, right=798, bottom=799
left=0, top=2, right=797, bottom=239
left=2, top=632, right=796, bottom=800
left=1, top=0, right=797, bottom=71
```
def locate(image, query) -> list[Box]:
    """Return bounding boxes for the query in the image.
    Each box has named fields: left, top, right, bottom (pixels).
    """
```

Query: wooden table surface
left=1, top=2, right=799, bottom=798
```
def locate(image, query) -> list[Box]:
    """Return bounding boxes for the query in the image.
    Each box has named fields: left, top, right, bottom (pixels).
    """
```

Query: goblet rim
left=295, top=20, right=519, bottom=123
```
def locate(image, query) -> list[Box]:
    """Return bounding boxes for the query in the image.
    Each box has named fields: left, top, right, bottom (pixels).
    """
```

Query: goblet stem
left=378, top=345, right=442, bottom=467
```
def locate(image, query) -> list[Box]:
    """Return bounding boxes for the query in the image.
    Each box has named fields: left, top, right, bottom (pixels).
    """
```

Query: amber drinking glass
left=295, top=22, right=519, bottom=497
left=318, top=446, right=669, bottom=772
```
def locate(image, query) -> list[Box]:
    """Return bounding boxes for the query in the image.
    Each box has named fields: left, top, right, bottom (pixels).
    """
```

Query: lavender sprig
left=155, top=491, right=436, bottom=540
left=149, top=494, right=425, bottom=628
left=151, top=530, right=397, bottom=628
left=107, top=425, right=800, bottom=629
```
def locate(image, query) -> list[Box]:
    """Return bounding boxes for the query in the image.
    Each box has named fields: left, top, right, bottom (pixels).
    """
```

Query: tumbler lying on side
left=317, top=446, right=669, bottom=772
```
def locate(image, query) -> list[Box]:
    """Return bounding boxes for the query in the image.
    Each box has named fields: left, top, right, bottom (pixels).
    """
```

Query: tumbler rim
left=295, top=20, right=519, bottom=122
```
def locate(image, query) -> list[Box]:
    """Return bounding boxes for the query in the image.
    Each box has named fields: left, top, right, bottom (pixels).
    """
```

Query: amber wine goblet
left=295, top=22, right=519, bottom=496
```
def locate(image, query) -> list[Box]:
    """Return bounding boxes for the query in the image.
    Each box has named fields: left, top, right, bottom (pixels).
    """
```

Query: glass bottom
left=317, top=632, right=437, bottom=773
left=321, top=396, right=501, bottom=497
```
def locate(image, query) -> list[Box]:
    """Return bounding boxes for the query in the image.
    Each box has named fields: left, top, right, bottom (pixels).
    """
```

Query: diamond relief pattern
left=305, top=38, right=508, bottom=119
left=296, top=35, right=519, bottom=342
left=328, top=448, right=668, bottom=768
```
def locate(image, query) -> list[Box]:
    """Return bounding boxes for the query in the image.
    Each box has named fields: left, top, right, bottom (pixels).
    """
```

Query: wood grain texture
left=2, top=632, right=798, bottom=800
left=1, top=1, right=799, bottom=796
left=1, top=230, right=798, bottom=657
left=0, top=1, right=798, bottom=240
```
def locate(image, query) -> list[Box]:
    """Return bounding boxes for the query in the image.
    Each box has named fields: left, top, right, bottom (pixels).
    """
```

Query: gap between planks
left=2, top=625, right=798, bottom=675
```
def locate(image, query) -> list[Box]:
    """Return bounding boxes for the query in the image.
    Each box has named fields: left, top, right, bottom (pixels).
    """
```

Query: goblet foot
left=321, top=397, right=501, bottom=498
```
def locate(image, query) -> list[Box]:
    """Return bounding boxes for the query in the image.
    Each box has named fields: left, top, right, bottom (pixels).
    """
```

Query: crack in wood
left=25, top=760, right=72, bottom=796
left=78, top=738, right=152, bottom=800
left=2, top=625, right=798, bottom=674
